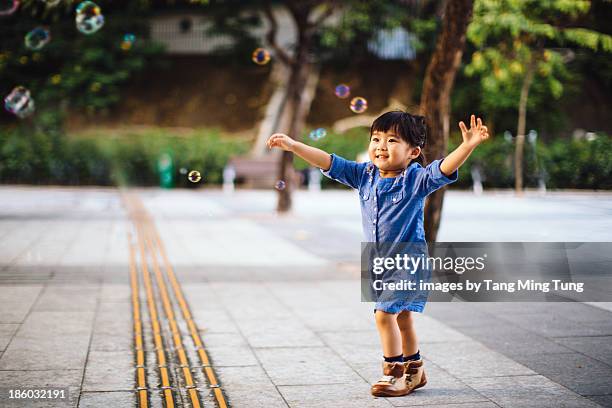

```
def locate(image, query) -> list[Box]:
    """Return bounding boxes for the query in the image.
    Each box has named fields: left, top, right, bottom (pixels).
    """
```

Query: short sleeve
left=320, top=153, right=367, bottom=190
left=412, top=158, right=458, bottom=196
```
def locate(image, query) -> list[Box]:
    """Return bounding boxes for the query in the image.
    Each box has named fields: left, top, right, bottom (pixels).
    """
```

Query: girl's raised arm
left=266, top=133, right=332, bottom=171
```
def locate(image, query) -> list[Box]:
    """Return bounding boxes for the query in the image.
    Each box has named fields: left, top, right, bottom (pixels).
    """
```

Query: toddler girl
left=266, top=110, right=488, bottom=397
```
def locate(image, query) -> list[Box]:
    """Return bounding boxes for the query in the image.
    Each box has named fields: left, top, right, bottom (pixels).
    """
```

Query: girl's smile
left=369, top=131, right=420, bottom=177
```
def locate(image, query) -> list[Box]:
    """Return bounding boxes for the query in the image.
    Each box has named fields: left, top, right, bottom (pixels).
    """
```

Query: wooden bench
left=227, top=156, right=301, bottom=189
left=223, top=157, right=322, bottom=191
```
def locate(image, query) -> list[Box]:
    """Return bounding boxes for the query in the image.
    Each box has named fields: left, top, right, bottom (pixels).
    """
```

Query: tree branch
left=307, top=2, right=336, bottom=31
left=263, top=2, right=294, bottom=66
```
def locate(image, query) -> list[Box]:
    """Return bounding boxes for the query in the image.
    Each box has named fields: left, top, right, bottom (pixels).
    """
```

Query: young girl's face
left=369, top=130, right=420, bottom=173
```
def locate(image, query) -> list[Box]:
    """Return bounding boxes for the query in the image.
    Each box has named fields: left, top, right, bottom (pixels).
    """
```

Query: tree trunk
left=276, top=3, right=324, bottom=212
left=514, top=53, right=537, bottom=195
left=277, top=60, right=315, bottom=211
left=262, top=1, right=335, bottom=212
left=420, top=0, right=473, bottom=244
left=275, top=1, right=320, bottom=210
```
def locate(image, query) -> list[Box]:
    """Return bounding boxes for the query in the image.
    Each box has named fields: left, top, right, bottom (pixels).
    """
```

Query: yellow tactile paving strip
left=124, top=192, right=228, bottom=408
left=128, top=233, right=149, bottom=408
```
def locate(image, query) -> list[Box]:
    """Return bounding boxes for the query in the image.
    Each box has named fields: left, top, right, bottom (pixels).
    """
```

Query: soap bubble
left=334, top=84, right=350, bottom=99
left=0, top=0, right=19, bottom=16
left=188, top=170, right=201, bottom=183
left=309, top=128, right=327, bottom=141
left=25, top=28, right=51, bottom=51
left=349, top=97, right=368, bottom=114
left=76, top=1, right=104, bottom=35
left=252, top=48, right=270, bottom=65
left=121, top=33, right=135, bottom=50
left=275, top=180, right=286, bottom=191
left=179, top=167, right=187, bottom=175
left=4, top=86, right=35, bottom=119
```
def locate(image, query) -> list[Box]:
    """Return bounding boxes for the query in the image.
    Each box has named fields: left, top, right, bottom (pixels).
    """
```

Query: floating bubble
left=188, top=170, right=202, bottom=183
left=274, top=180, right=286, bottom=191
left=309, top=128, right=327, bottom=141
left=252, top=48, right=270, bottom=65
left=349, top=96, right=368, bottom=114
left=25, top=27, right=51, bottom=51
left=334, top=84, right=350, bottom=99
left=179, top=167, right=187, bottom=175
left=75, top=1, right=104, bottom=35
left=4, top=86, right=35, bottom=119
left=121, top=33, right=135, bottom=51
left=0, top=0, right=19, bottom=16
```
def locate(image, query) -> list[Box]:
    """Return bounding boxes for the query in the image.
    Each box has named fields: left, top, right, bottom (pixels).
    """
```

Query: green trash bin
left=158, top=153, right=174, bottom=189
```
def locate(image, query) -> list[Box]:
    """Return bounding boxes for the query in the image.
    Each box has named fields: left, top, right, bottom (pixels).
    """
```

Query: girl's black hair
left=370, top=110, right=427, bottom=165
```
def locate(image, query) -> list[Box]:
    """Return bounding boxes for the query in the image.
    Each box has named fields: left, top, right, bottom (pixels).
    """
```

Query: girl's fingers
left=268, top=134, right=282, bottom=147
left=481, top=126, right=489, bottom=140
left=459, top=121, right=468, bottom=134
left=477, top=117, right=482, bottom=130
left=268, top=134, right=289, bottom=149
left=470, top=114, right=476, bottom=129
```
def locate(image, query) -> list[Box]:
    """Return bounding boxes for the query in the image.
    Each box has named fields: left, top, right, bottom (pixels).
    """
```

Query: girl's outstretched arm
left=266, top=133, right=332, bottom=171
left=440, top=114, right=489, bottom=176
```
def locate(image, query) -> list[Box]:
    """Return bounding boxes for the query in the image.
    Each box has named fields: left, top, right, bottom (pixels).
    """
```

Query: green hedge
left=0, top=127, right=248, bottom=187
left=543, top=136, right=611, bottom=189
left=447, top=132, right=611, bottom=190
left=0, top=125, right=609, bottom=190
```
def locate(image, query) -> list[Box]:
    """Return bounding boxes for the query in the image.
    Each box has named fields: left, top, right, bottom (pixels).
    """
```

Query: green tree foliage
left=464, top=0, right=612, bottom=192
left=0, top=0, right=164, bottom=126
left=317, top=0, right=440, bottom=65
left=464, top=0, right=612, bottom=128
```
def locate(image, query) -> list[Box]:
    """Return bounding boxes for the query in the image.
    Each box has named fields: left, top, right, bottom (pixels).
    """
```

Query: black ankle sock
left=383, top=354, right=404, bottom=363
left=404, top=350, right=421, bottom=362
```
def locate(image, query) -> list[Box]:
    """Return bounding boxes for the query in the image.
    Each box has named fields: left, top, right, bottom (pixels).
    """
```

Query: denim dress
left=321, top=154, right=458, bottom=313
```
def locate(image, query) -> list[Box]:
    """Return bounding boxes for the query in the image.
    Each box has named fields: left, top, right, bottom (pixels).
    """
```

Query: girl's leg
left=396, top=310, right=419, bottom=357
left=374, top=310, right=403, bottom=357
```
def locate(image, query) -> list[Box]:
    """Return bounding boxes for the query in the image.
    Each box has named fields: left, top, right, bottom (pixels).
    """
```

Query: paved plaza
left=0, top=186, right=611, bottom=408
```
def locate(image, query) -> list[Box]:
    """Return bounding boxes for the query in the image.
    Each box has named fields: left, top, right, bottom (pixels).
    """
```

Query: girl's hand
left=459, top=114, right=489, bottom=149
left=266, top=133, right=296, bottom=152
